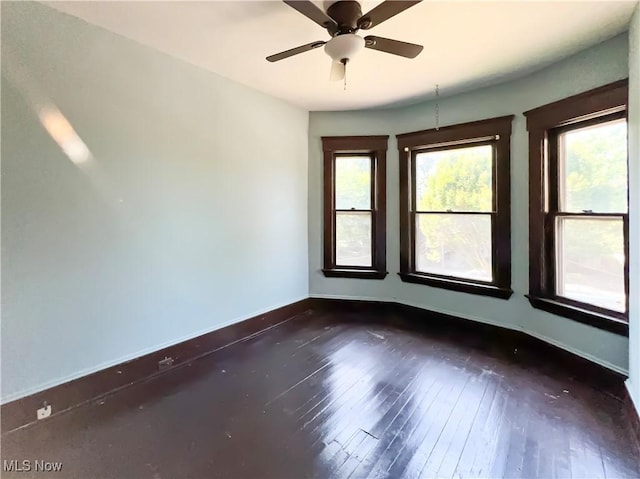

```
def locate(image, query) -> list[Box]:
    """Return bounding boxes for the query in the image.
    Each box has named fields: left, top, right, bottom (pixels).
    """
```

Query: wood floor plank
left=452, top=376, right=502, bottom=478
left=305, top=334, right=430, bottom=461
left=418, top=376, right=492, bottom=478
left=385, top=375, right=472, bottom=478
left=348, top=362, right=447, bottom=478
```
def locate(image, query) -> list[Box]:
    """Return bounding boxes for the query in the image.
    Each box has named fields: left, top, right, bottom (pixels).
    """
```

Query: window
left=396, top=116, right=514, bottom=298
left=322, top=136, right=388, bottom=279
left=524, top=80, right=629, bottom=336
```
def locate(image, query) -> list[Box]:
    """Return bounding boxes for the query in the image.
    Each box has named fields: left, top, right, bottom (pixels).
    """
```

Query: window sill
left=322, top=269, right=388, bottom=280
left=398, top=272, right=513, bottom=299
left=525, top=295, right=628, bottom=336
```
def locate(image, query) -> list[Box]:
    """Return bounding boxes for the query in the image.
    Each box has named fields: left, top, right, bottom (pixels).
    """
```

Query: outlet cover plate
left=37, top=404, right=52, bottom=420
left=158, top=357, right=174, bottom=371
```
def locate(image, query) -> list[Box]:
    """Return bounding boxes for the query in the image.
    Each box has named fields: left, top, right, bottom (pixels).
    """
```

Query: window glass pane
left=415, top=213, right=492, bottom=281
left=335, top=156, right=371, bottom=210
left=559, top=119, right=627, bottom=213
left=556, top=217, right=625, bottom=312
left=336, top=212, right=372, bottom=267
left=415, top=145, right=493, bottom=212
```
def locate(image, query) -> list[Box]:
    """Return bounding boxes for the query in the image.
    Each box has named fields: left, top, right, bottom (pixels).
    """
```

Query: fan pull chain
left=344, top=62, right=347, bottom=91
left=435, top=84, right=440, bottom=130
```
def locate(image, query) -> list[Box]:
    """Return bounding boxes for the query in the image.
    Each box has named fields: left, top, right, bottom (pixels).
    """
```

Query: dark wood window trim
left=322, top=135, right=388, bottom=279
left=396, top=116, right=514, bottom=299
left=524, top=79, right=629, bottom=336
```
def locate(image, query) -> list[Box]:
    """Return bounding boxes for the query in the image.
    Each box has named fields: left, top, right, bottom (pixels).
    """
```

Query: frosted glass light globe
left=324, top=34, right=365, bottom=62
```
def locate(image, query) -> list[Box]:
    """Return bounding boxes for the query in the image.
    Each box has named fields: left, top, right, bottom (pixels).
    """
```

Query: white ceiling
left=45, top=1, right=637, bottom=111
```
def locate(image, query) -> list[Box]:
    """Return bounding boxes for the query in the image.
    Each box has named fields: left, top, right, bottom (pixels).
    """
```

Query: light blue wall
left=1, top=2, right=309, bottom=403
left=309, top=34, right=631, bottom=373
left=627, top=3, right=640, bottom=414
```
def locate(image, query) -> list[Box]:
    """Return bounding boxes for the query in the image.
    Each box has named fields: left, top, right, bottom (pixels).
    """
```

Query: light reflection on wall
left=3, top=48, right=123, bottom=205
left=38, top=107, right=92, bottom=165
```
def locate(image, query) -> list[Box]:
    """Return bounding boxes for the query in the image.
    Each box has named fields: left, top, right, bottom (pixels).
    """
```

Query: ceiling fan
left=266, top=0, right=423, bottom=81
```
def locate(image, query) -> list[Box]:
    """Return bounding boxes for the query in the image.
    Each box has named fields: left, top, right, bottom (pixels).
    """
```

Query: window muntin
left=413, top=144, right=494, bottom=282
left=549, top=116, right=628, bottom=315
left=322, top=136, right=388, bottom=279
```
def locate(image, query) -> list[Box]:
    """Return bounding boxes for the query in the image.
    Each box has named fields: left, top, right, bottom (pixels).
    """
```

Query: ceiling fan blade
left=283, top=1, right=338, bottom=32
left=329, top=60, right=345, bottom=81
left=364, top=36, right=423, bottom=58
left=358, top=1, right=422, bottom=30
left=266, top=41, right=326, bottom=62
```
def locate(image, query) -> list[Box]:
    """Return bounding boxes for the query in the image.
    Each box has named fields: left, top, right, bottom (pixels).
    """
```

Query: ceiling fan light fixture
left=324, top=33, right=364, bottom=62
left=267, top=0, right=425, bottom=78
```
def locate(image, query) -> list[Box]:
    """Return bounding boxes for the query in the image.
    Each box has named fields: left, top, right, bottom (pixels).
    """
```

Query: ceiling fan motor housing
left=326, top=1, right=363, bottom=33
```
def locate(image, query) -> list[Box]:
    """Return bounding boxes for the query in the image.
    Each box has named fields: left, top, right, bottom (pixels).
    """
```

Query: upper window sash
left=549, top=112, right=628, bottom=215
left=411, top=139, right=497, bottom=214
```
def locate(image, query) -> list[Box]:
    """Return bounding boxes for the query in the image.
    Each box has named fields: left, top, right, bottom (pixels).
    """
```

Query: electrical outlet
left=37, top=404, right=52, bottom=420
left=158, top=357, right=174, bottom=371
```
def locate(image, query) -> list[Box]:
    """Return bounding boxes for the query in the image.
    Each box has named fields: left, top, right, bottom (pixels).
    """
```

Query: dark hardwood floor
left=2, top=308, right=639, bottom=478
